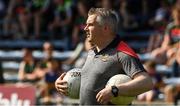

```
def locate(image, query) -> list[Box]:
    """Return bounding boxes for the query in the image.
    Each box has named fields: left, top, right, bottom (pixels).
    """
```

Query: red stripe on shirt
left=116, top=41, right=139, bottom=59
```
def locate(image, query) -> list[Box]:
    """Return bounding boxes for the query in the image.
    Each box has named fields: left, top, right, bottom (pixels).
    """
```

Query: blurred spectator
left=43, top=41, right=54, bottom=61
left=151, top=5, right=180, bottom=64
left=3, top=0, right=25, bottom=38
left=71, top=0, right=88, bottom=48
left=3, top=0, right=51, bottom=39
left=45, top=60, right=63, bottom=91
left=48, top=0, right=73, bottom=39
left=62, top=38, right=94, bottom=70
left=0, top=61, right=4, bottom=84
left=42, top=59, right=64, bottom=104
left=101, top=0, right=113, bottom=9
left=33, top=42, right=64, bottom=104
left=18, top=48, right=38, bottom=82
left=150, top=0, right=170, bottom=30
left=0, top=0, right=6, bottom=18
left=146, top=0, right=171, bottom=52
left=171, top=42, right=180, bottom=77
left=143, top=43, right=180, bottom=105
left=164, top=47, right=180, bottom=104
left=35, top=42, right=63, bottom=80
left=17, top=4, right=29, bottom=38
left=74, top=38, right=94, bottom=68
left=26, top=0, right=51, bottom=38
left=35, top=42, right=55, bottom=79
left=161, top=43, right=180, bottom=105
left=62, top=42, right=84, bottom=70
left=117, top=0, right=138, bottom=31
left=146, top=32, right=164, bottom=53
left=140, top=0, right=161, bottom=29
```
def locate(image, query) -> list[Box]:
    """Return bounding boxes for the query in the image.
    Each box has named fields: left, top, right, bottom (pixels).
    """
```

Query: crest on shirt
left=100, top=54, right=109, bottom=62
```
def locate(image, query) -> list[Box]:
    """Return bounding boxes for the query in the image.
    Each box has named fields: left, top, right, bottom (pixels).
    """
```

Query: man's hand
left=96, top=86, right=113, bottom=104
left=55, top=72, right=68, bottom=95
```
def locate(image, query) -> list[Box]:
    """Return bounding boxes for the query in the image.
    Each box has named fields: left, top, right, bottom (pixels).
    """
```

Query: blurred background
left=0, top=0, right=180, bottom=105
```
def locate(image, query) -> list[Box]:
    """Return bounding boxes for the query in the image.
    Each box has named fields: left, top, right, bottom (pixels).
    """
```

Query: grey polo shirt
left=80, top=37, right=145, bottom=105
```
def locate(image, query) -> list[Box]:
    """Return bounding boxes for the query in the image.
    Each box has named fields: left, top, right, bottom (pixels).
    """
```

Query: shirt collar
left=94, top=35, right=120, bottom=55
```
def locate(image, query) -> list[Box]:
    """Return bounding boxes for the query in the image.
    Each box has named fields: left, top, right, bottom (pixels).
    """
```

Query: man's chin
left=86, top=37, right=90, bottom=40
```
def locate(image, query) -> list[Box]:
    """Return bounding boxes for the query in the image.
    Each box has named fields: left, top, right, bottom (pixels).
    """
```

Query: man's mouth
left=86, top=32, right=90, bottom=38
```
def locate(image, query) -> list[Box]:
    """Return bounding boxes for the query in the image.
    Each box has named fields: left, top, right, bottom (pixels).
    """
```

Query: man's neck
left=96, top=36, right=116, bottom=52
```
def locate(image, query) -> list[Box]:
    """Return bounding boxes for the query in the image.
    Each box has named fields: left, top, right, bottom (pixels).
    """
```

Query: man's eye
left=89, top=23, right=93, bottom=26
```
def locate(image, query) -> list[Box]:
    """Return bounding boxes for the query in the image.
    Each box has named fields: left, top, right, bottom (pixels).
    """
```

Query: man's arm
left=117, top=71, right=153, bottom=96
left=96, top=72, right=153, bottom=104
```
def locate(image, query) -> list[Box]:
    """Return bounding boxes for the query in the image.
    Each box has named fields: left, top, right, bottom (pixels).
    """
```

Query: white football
left=106, top=74, right=135, bottom=105
left=63, top=68, right=81, bottom=99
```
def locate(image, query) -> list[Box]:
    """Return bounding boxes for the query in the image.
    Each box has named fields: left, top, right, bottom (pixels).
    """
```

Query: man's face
left=84, top=15, right=104, bottom=45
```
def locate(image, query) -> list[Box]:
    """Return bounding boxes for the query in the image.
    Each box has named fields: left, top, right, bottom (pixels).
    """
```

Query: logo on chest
left=99, top=54, right=110, bottom=62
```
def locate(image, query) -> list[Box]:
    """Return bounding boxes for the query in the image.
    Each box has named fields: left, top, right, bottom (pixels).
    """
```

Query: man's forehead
left=86, top=15, right=97, bottom=23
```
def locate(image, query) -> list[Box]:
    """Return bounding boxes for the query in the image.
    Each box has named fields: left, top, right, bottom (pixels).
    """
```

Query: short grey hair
left=88, top=8, right=119, bottom=34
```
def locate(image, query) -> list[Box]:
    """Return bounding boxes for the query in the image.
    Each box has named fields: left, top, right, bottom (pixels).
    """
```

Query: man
left=55, top=8, right=153, bottom=105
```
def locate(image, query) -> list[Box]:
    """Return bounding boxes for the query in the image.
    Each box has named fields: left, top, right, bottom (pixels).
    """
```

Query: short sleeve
left=117, top=52, right=146, bottom=78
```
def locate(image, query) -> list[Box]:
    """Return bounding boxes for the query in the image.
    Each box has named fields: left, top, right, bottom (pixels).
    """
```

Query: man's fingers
left=55, top=73, right=67, bottom=92
left=96, top=92, right=103, bottom=103
left=59, top=72, right=66, bottom=80
left=55, top=72, right=69, bottom=96
left=55, top=80, right=67, bottom=90
left=56, top=80, right=67, bottom=85
left=96, top=92, right=100, bottom=100
left=57, top=85, right=68, bottom=90
left=99, top=95, right=104, bottom=104
left=58, top=89, right=68, bottom=96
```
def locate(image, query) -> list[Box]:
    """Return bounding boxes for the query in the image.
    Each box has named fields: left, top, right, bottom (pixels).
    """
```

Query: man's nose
left=84, top=25, right=88, bottom=31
